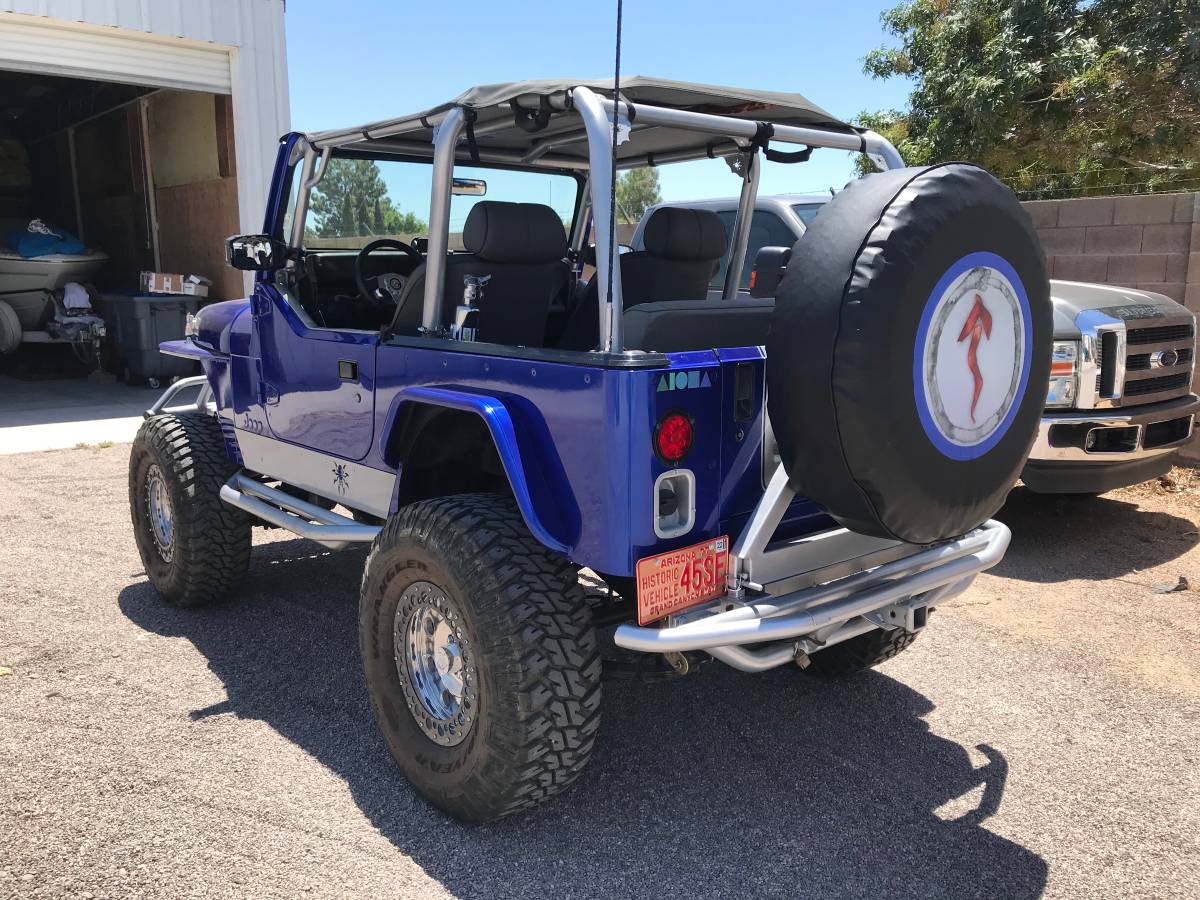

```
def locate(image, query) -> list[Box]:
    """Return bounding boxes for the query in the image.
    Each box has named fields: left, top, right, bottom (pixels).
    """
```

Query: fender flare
left=382, top=385, right=572, bottom=555
left=159, top=338, right=223, bottom=362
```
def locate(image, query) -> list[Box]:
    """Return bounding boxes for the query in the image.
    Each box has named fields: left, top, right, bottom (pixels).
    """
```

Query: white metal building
left=0, top=0, right=289, bottom=298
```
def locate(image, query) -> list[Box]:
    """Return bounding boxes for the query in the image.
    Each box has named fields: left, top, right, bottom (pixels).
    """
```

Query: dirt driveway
left=1, top=446, right=1198, bottom=899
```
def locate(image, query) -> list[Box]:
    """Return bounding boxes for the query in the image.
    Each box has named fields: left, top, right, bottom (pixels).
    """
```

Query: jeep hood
left=1049, top=280, right=1189, bottom=338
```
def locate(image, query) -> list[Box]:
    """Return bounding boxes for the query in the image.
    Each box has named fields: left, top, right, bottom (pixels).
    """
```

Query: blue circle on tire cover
left=913, top=251, right=1032, bottom=461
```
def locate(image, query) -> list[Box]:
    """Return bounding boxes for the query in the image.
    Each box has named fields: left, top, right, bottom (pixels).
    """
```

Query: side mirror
left=226, top=234, right=287, bottom=271
left=749, top=245, right=793, bottom=298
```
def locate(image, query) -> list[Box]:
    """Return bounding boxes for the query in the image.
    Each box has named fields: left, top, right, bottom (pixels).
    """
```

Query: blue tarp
left=5, top=219, right=86, bottom=258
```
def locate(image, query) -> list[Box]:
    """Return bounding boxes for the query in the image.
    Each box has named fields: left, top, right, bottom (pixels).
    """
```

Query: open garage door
left=0, top=15, right=232, bottom=94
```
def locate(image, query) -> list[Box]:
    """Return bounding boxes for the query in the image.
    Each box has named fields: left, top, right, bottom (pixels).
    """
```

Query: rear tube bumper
left=613, top=519, right=1010, bottom=671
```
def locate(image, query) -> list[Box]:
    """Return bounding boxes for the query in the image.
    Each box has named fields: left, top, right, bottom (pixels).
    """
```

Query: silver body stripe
left=233, top=429, right=395, bottom=518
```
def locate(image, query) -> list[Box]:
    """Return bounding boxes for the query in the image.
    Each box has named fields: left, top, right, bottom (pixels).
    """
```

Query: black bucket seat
left=556, top=206, right=727, bottom=350
left=393, top=201, right=569, bottom=347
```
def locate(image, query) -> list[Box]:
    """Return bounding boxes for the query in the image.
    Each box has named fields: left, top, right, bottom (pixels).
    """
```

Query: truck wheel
left=128, top=412, right=251, bottom=607
left=359, top=493, right=602, bottom=822
left=805, top=627, right=918, bottom=678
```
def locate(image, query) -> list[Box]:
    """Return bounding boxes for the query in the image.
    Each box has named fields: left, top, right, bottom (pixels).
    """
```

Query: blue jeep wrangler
left=129, top=78, right=1052, bottom=822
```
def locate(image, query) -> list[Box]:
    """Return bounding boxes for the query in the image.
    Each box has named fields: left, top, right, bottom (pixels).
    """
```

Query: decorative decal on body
left=914, top=252, right=1032, bottom=461
left=332, top=463, right=350, bottom=495
left=657, top=370, right=713, bottom=392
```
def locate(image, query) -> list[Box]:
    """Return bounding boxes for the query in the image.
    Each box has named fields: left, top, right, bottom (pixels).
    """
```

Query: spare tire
left=766, top=163, right=1050, bottom=545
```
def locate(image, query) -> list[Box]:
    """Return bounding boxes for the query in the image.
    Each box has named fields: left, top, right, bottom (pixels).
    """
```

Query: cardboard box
left=140, top=272, right=211, bottom=297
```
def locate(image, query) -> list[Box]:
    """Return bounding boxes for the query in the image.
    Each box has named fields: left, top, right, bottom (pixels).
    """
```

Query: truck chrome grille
left=1102, top=318, right=1195, bottom=408
left=1124, top=371, right=1191, bottom=397
left=1127, top=347, right=1193, bottom=371
left=1128, top=324, right=1194, bottom=345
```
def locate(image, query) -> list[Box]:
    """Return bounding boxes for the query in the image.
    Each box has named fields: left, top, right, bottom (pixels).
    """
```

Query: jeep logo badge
left=914, top=252, right=1033, bottom=460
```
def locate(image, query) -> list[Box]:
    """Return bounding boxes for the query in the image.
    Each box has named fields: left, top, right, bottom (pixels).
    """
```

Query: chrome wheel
left=145, top=464, right=174, bottom=561
left=394, top=581, right=477, bottom=746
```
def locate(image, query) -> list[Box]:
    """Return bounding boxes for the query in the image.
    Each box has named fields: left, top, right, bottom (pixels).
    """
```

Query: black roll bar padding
left=463, top=107, right=480, bottom=163
left=751, top=121, right=775, bottom=149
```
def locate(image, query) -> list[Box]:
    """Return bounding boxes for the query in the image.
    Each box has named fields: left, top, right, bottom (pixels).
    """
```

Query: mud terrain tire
left=129, top=412, right=251, bottom=607
left=359, top=493, right=602, bottom=822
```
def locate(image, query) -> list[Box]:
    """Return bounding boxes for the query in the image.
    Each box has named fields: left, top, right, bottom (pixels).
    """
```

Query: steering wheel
left=354, top=238, right=423, bottom=308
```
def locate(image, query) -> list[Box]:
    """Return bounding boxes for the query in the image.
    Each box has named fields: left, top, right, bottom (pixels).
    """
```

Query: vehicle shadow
left=993, top=485, right=1196, bottom=583
left=120, top=538, right=1048, bottom=900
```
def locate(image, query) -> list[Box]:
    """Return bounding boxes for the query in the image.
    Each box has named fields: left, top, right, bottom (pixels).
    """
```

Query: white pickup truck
left=635, top=193, right=1199, bottom=494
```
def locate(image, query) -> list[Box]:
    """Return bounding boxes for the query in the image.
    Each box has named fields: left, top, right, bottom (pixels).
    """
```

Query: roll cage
left=285, top=79, right=904, bottom=355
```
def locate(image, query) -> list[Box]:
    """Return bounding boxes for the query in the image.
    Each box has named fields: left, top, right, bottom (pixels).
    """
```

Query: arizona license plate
left=635, top=535, right=730, bottom=626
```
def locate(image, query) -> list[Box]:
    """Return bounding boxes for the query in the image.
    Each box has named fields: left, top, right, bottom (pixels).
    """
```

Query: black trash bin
left=93, top=291, right=201, bottom=386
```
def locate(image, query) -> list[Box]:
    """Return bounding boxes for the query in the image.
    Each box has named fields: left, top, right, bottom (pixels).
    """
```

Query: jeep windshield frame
left=292, top=78, right=904, bottom=354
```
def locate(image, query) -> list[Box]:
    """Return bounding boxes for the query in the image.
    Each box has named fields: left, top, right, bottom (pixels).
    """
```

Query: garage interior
left=0, top=69, right=241, bottom=384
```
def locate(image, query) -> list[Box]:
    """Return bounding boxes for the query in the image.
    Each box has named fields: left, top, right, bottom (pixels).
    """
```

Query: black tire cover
left=766, top=163, right=1051, bottom=544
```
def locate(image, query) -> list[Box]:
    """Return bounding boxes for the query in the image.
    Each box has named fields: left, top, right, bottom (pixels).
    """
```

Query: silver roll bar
left=421, top=107, right=467, bottom=333
left=722, top=150, right=761, bottom=300
left=595, top=97, right=903, bottom=165
left=291, top=92, right=907, bottom=345
left=289, top=145, right=331, bottom=249
left=572, top=86, right=624, bottom=353
left=362, top=138, right=591, bottom=171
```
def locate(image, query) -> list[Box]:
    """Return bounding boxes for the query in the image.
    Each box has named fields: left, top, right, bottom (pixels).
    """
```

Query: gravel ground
left=2, top=445, right=1198, bottom=899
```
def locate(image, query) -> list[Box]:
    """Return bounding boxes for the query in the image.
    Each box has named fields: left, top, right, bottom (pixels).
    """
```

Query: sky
left=284, top=0, right=911, bottom=223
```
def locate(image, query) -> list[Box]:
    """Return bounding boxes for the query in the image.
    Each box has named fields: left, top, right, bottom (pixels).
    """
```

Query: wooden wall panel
left=155, top=175, right=242, bottom=300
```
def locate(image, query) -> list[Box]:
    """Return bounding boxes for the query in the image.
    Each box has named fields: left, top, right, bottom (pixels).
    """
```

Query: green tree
left=310, top=159, right=427, bottom=237
left=615, top=167, right=663, bottom=223
left=384, top=208, right=427, bottom=236
left=858, top=0, right=1200, bottom=197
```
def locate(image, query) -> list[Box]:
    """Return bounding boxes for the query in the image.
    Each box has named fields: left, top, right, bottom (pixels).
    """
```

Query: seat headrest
left=463, top=201, right=567, bottom=263
left=642, top=207, right=727, bottom=261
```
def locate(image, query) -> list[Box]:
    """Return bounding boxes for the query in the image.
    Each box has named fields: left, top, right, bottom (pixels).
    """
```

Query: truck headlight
left=1045, top=340, right=1079, bottom=408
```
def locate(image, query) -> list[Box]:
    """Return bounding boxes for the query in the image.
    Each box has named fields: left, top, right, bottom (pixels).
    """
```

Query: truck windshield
left=301, top=156, right=579, bottom=250
left=710, top=209, right=796, bottom=291
left=791, top=203, right=823, bottom=227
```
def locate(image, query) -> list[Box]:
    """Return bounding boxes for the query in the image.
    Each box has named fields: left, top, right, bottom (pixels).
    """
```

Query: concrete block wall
left=1023, top=193, right=1199, bottom=312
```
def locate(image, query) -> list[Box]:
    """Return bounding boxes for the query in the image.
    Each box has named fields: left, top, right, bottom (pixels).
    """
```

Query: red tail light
left=655, top=411, right=694, bottom=463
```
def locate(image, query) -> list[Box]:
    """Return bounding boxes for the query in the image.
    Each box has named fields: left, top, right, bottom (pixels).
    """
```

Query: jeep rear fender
left=382, top=386, right=575, bottom=555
